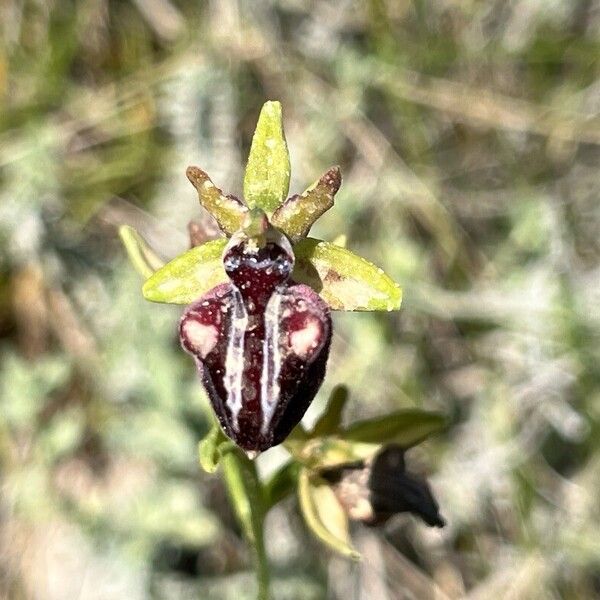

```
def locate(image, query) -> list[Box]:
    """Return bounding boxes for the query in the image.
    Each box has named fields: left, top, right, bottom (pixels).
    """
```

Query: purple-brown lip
left=180, top=233, right=331, bottom=452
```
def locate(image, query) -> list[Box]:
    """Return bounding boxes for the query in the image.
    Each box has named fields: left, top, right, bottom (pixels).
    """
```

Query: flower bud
left=320, top=444, right=445, bottom=528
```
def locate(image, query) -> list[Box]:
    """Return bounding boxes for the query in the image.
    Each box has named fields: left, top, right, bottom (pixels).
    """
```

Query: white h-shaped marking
left=260, top=291, right=283, bottom=435
left=223, top=289, right=248, bottom=432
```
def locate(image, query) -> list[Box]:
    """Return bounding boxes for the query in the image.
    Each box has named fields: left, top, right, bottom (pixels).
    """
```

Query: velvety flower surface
left=180, top=229, right=331, bottom=452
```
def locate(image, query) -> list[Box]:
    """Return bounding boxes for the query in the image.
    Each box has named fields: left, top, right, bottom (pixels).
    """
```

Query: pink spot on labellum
left=181, top=320, right=219, bottom=358
left=289, top=316, right=323, bottom=358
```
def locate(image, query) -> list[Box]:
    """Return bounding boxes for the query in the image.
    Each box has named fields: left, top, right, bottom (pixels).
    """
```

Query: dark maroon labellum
left=180, top=230, right=331, bottom=453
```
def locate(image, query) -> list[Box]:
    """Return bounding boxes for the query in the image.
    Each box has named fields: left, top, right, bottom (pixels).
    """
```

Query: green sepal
left=292, top=238, right=402, bottom=311
left=281, top=424, right=310, bottom=461
left=294, top=437, right=376, bottom=470
left=243, top=101, right=290, bottom=214
left=186, top=166, right=248, bottom=236
left=142, top=239, right=228, bottom=304
left=342, top=409, right=446, bottom=447
left=298, top=468, right=360, bottom=560
left=311, top=385, right=350, bottom=436
left=287, top=409, right=445, bottom=470
left=271, top=166, right=341, bottom=242
left=119, top=225, right=164, bottom=279
left=198, top=423, right=229, bottom=474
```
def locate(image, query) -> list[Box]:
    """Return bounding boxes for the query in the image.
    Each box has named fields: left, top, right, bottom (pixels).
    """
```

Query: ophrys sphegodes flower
left=120, top=101, right=401, bottom=455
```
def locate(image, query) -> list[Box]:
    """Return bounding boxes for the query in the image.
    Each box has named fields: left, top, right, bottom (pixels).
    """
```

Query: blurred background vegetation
left=1, top=0, right=600, bottom=598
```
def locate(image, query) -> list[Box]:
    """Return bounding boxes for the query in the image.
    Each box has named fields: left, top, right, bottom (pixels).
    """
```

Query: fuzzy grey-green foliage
left=1, top=1, right=600, bottom=598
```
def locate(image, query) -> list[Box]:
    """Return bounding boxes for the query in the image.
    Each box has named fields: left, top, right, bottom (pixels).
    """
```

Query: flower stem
left=221, top=448, right=271, bottom=599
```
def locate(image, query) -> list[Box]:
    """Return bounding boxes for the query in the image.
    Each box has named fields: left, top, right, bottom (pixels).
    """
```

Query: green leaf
left=119, top=225, right=164, bottom=279
left=298, top=468, right=359, bottom=560
left=292, top=238, right=402, bottom=311
left=186, top=166, right=248, bottom=235
left=142, top=239, right=228, bottom=304
left=243, top=101, right=290, bottom=214
left=342, top=409, right=446, bottom=447
left=263, top=460, right=300, bottom=509
left=292, top=410, right=445, bottom=470
left=271, top=166, right=341, bottom=242
left=222, top=450, right=270, bottom=599
left=198, top=424, right=228, bottom=474
left=281, top=424, right=310, bottom=461
left=312, top=385, right=350, bottom=436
